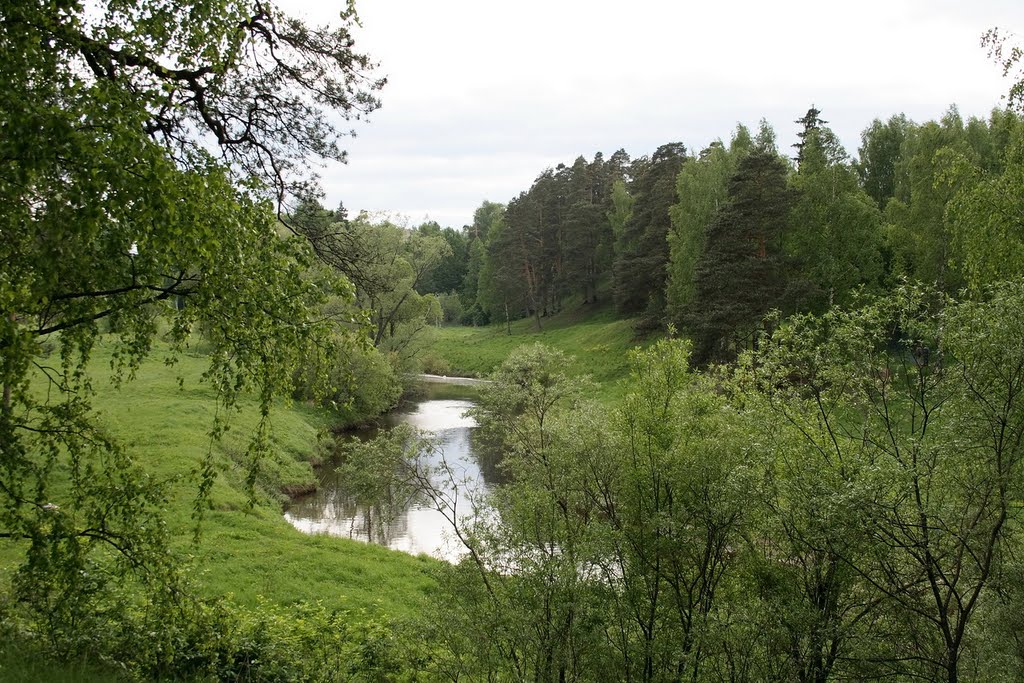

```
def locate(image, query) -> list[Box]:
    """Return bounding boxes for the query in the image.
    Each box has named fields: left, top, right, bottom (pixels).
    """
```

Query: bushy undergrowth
left=1, top=586, right=434, bottom=682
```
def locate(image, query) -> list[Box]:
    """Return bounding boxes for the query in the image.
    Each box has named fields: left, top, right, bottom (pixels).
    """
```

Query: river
left=284, top=382, right=500, bottom=560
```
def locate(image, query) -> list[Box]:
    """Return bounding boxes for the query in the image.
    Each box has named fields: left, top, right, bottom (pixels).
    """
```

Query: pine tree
left=687, top=150, right=795, bottom=365
left=613, top=142, right=687, bottom=321
left=666, top=124, right=754, bottom=327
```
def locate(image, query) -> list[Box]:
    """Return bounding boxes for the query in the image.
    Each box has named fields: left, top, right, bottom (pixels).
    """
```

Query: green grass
left=422, top=303, right=654, bottom=404
left=2, top=338, right=440, bottom=621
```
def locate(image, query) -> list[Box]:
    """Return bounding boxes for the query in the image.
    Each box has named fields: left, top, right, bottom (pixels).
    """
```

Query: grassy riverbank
left=1, top=338, right=439, bottom=619
left=422, top=304, right=653, bottom=403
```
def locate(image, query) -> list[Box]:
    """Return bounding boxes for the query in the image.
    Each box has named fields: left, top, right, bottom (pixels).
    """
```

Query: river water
left=284, top=383, right=500, bottom=560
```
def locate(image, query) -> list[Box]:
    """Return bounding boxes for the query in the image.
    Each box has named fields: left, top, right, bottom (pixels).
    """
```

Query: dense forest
left=303, top=104, right=1024, bottom=365
left=5, top=0, right=1024, bottom=681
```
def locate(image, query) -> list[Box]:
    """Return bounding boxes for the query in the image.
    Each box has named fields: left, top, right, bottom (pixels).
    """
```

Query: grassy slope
left=423, top=303, right=652, bottom=403
left=1, top=338, right=439, bottom=621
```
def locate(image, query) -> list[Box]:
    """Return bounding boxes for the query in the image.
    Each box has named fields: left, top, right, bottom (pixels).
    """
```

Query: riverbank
left=421, top=305, right=653, bottom=404
left=286, top=384, right=489, bottom=560
left=1, top=338, right=440, bottom=618
left=415, top=373, right=491, bottom=385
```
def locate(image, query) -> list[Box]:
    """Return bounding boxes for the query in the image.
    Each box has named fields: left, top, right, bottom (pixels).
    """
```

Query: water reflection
left=284, top=386, right=499, bottom=560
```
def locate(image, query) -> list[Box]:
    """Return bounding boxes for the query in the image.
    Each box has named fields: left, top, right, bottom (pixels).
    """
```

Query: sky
left=281, top=0, right=1024, bottom=229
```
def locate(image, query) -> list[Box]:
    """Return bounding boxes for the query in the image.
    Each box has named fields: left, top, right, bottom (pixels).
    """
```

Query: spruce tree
left=793, top=105, right=828, bottom=165
left=687, top=150, right=795, bottom=365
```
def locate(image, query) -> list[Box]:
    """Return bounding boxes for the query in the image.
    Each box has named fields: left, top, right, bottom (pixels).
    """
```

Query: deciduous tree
left=0, top=0, right=381, bottom=651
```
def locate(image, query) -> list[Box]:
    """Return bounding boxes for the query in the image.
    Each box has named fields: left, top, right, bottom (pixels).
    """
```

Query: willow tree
left=0, top=0, right=381, bottom=650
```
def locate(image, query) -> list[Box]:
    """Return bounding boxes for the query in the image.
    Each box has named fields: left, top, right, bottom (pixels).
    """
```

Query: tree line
left=414, top=105, right=1024, bottom=358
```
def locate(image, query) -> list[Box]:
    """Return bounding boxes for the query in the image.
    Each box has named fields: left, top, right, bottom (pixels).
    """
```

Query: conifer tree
left=687, top=150, right=795, bottom=365
left=613, top=143, right=687, bottom=322
left=666, top=125, right=754, bottom=327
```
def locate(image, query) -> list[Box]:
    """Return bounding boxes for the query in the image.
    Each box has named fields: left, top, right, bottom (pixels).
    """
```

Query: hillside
left=422, top=304, right=653, bottom=403
left=2, top=339, right=439, bottom=616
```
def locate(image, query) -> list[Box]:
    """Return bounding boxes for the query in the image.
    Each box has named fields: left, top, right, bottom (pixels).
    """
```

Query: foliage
left=2, top=589, right=430, bottom=682
left=428, top=280, right=1024, bottom=681
left=433, top=340, right=756, bottom=681
left=943, top=121, right=1024, bottom=290
left=749, top=282, right=1024, bottom=681
left=0, top=341, right=441, bottom=679
left=415, top=222, right=469, bottom=296
left=666, top=125, right=752, bottom=326
left=459, top=202, right=504, bottom=309
left=788, top=122, right=884, bottom=310
left=466, top=154, right=626, bottom=329
left=882, top=109, right=973, bottom=291
left=686, top=148, right=796, bottom=365
left=0, top=0, right=387, bottom=672
left=984, top=28, right=1024, bottom=113
left=614, top=143, right=687, bottom=321
left=856, top=114, right=912, bottom=208
left=336, top=425, right=428, bottom=535
left=293, top=338, right=402, bottom=428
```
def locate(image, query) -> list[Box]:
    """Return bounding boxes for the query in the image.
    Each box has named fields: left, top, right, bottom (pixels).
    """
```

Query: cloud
left=281, top=0, right=1024, bottom=228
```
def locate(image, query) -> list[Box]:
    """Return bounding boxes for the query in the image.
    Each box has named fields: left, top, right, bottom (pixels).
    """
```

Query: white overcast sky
left=280, top=0, right=1024, bottom=229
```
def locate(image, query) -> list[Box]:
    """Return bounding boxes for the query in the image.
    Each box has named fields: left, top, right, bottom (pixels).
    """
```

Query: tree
left=607, top=179, right=635, bottom=248
left=788, top=122, right=883, bottom=310
left=983, top=28, right=1024, bottom=113
left=436, top=344, right=602, bottom=682
left=614, top=143, right=688, bottom=322
left=562, top=156, right=612, bottom=304
left=415, top=222, right=469, bottom=296
left=477, top=208, right=529, bottom=331
left=884, top=108, right=970, bottom=292
left=666, top=125, right=753, bottom=326
left=0, top=0, right=380, bottom=656
left=460, top=201, right=505, bottom=321
left=686, top=148, right=795, bottom=365
left=856, top=114, right=912, bottom=209
left=943, top=115, right=1024, bottom=291
left=483, top=193, right=537, bottom=327
left=435, top=341, right=754, bottom=682
left=792, top=106, right=828, bottom=165
left=336, top=216, right=448, bottom=361
left=754, top=284, right=1024, bottom=682
left=594, top=339, right=752, bottom=681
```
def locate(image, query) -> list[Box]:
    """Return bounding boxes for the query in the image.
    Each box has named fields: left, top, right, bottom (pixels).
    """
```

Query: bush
left=418, top=352, right=451, bottom=376
left=436, top=291, right=463, bottom=324
left=2, top=578, right=435, bottom=682
left=293, top=338, right=402, bottom=427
